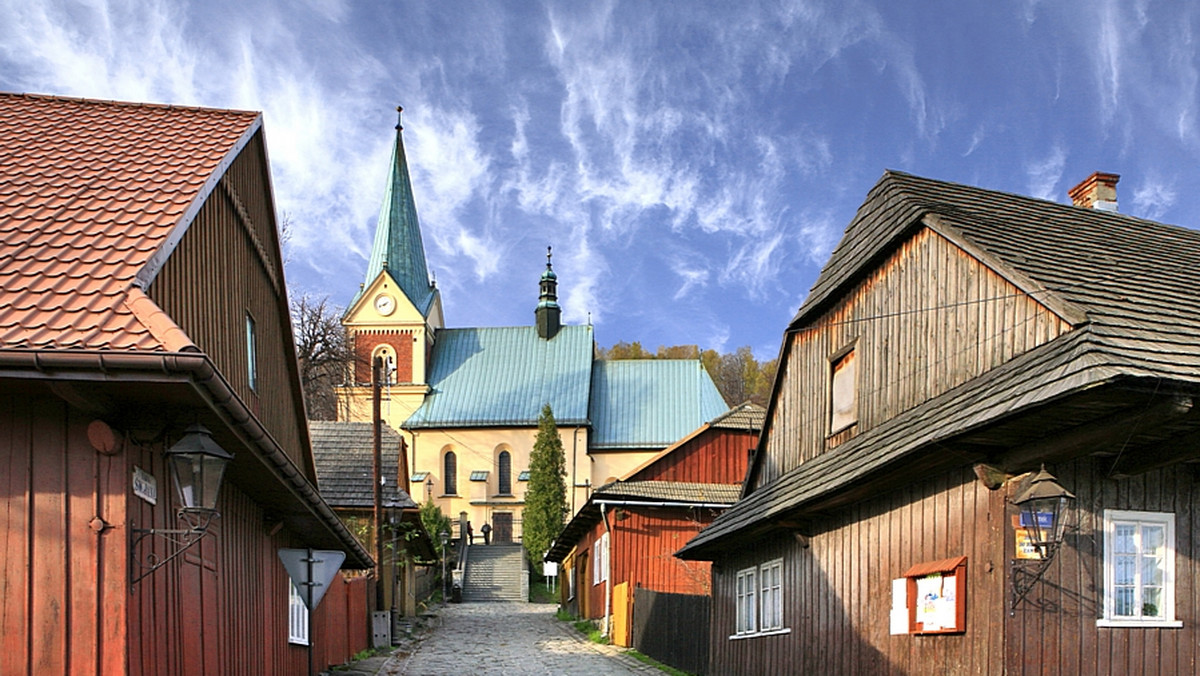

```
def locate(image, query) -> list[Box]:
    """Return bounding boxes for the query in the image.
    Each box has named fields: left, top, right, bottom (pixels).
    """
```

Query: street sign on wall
left=278, top=548, right=346, bottom=610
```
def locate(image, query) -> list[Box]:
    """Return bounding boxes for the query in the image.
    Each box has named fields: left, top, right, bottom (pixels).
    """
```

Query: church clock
left=374, top=293, right=396, bottom=316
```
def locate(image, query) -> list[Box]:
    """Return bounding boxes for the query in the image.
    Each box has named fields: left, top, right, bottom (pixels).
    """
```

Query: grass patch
left=571, top=619, right=609, bottom=644
left=627, top=650, right=693, bottom=676
left=529, top=579, right=558, bottom=604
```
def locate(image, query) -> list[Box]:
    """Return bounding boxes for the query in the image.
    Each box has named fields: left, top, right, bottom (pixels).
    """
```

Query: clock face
left=374, top=293, right=396, bottom=316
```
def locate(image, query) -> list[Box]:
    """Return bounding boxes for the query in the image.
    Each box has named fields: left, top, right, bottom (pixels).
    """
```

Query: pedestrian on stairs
left=466, top=521, right=474, bottom=544
left=481, top=522, right=491, bottom=545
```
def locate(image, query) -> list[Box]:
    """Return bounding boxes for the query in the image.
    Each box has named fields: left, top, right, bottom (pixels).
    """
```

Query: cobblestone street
left=382, top=603, right=659, bottom=676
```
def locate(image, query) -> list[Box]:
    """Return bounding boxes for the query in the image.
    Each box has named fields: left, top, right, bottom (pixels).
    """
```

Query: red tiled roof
left=0, top=93, right=260, bottom=351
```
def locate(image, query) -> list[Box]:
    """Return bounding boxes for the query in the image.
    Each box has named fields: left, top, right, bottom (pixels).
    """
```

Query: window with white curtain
left=1100, top=510, right=1182, bottom=628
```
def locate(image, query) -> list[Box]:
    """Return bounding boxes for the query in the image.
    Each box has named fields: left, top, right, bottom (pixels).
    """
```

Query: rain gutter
left=0, top=348, right=373, bottom=568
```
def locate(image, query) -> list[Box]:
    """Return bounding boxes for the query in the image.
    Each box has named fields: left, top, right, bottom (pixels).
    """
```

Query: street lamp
left=131, top=424, right=234, bottom=585
left=1011, top=465, right=1075, bottom=611
left=440, top=530, right=450, bottom=602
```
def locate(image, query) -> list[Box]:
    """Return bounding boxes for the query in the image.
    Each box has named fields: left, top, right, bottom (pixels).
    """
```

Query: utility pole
left=372, top=356, right=384, bottom=611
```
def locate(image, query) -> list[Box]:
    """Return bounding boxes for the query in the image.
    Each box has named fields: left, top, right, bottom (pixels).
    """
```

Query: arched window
left=443, top=451, right=457, bottom=495
left=498, top=450, right=512, bottom=495
left=371, top=345, right=396, bottom=385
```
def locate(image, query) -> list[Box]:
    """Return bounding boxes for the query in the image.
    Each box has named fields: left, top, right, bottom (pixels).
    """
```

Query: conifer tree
left=524, top=404, right=567, bottom=576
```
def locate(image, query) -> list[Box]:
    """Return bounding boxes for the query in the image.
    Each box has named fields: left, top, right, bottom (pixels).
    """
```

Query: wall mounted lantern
left=1011, top=465, right=1075, bottom=611
left=131, top=424, right=234, bottom=585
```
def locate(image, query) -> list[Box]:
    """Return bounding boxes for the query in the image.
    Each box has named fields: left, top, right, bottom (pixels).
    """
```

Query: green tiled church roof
left=403, top=325, right=595, bottom=428
left=589, top=360, right=728, bottom=449
left=361, top=111, right=437, bottom=316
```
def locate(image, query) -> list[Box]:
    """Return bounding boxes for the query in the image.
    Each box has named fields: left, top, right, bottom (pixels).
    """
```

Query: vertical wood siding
left=1007, top=458, right=1200, bottom=676
left=628, top=428, right=753, bottom=484
left=0, top=393, right=128, bottom=675
left=760, top=227, right=1070, bottom=484
left=710, top=467, right=1007, bottom=675
left=148, top=132, right=308, bottom=474
left=128, top=437, right=370, bottom=675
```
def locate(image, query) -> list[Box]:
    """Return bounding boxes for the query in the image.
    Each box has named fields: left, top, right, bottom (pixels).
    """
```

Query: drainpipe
left=598, top=501, right=613, bottom=638
left=571, top=426, right=580, bottom=514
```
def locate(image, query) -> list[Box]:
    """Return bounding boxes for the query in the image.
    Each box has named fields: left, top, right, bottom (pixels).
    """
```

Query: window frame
left=245, top=313, right=258, bottom=392
left=497, top=450, right=513, bottom=495
left=731, top=559, right=791, bottom=639
left=828, top=343, right=858, bottom=435
left=443, top=450, right=458, bottom=496
left=1098, top=509, right=1182, bottom=628
left=593, top=532, right=609, bottom=586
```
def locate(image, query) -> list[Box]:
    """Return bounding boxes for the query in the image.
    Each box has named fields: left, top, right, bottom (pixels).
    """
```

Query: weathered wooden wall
left=128, top=435, right=371, bottom=676
left=632, top=588, right=710, bottom=675
left=760, top=227, right=1070, bottom=485
left=711, top=458, right=1200, bottom=675
left=710, top=466, right=1007, bottom=675
left=1007, top=458, right=1200, bottom=676
left=148, top=131, right=309, bottom=476
left=0, top=393, right=128, bottom=675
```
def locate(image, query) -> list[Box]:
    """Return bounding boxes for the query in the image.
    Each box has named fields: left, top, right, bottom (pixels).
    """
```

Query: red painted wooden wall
left=0, top=391, right=371, bottom=676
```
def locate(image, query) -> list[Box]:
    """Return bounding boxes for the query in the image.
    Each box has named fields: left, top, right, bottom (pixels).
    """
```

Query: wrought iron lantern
left=131, top=424, right=233, bottom=585
left=166, top=423, right=234, bottom=516
left=1013, top=465, right=1076, bottom=559
left=1010, top=465, right=1075, bottom=611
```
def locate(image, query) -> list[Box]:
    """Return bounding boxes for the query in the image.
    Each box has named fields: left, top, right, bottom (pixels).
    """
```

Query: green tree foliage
left=524, top=404, right=568, bottom=576
left=598, top=342, right=777, bottom=408
left=420, top=499, right=453, bottom=561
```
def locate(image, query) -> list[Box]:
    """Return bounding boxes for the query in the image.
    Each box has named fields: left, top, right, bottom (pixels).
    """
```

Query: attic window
left=246, top=313, right=258, bottom=392
left=830, top=346, right=857, bottom=434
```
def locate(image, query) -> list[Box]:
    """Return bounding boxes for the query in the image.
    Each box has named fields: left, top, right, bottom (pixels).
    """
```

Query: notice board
left=896, top=555, right=967, bottom=635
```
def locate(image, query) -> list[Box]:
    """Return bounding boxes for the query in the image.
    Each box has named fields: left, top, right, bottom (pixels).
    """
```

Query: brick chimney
left=1068, top=172, right=1119, bottom=212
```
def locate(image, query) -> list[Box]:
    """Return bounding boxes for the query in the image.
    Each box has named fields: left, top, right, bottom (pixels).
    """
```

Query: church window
left=443, top=451, right=458, bottom=495
left=498, top=450, right=512, bottom=495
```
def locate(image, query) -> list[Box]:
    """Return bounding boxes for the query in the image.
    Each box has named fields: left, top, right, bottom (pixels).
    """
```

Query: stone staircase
left=461, top=543, right=527, bottom=602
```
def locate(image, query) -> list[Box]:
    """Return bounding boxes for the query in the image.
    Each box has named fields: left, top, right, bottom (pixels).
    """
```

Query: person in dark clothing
left=480, top=522, right=491, bottom=545
left=466, top=521, right=474, bottom=544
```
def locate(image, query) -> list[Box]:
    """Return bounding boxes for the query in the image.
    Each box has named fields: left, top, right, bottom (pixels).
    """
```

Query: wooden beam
left=999, top=395, right=1193, bottom=472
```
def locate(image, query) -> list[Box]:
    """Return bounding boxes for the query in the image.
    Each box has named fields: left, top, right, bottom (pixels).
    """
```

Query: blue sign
left=1019, top=511, right=1055, bottom=529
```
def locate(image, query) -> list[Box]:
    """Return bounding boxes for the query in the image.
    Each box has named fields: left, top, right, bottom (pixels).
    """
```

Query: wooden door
left=493, top=513, right=512, bottom=543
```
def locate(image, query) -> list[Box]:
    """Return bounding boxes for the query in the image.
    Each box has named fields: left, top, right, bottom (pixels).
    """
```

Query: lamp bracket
left=129, top=511, right=219, bottom=586
left=1010, top=539, right=1062, bottom=614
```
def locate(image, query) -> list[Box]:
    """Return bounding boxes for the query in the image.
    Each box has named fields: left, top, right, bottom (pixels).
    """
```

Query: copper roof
left=0, top=93, right=260, bottom=351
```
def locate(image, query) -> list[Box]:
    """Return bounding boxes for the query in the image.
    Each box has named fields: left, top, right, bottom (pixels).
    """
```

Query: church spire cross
left=395, top=105, right=403, bottom=131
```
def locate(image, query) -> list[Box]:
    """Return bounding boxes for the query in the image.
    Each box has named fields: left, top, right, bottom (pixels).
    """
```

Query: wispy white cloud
left=1025, top=144, right=1067, bottom=201
left=1130, top=176, right=1177, bottom=221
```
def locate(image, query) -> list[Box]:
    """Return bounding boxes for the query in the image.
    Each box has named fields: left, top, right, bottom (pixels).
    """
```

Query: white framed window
left=1099, top=510, right=1182, bottom=628
left=732, top=559, right=791, bottom=639
left=593, top=532, right=609, bottom=585
left=760, top=559, right=784, bottom=631
left=288, top=581, right=309, bottom=645
left=735, top=566, right=757, bottom=635
left=246, top=313, right=258, bottom=392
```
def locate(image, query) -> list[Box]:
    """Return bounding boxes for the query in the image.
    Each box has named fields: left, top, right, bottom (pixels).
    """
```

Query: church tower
left=338, top=108, right=443, bottom=428
left=535, top=246, right=561, bottom=339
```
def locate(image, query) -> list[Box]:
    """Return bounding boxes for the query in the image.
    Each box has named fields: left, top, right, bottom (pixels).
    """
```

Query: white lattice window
left=593, top=532, right=609, bottom=585
left=1099, top=510, right=1182, bottom=628
left=760, top=559, right=784, bottom=631
left=735, top=567, right=757, bottom=635
left=288, top=581, right=309, bottom=645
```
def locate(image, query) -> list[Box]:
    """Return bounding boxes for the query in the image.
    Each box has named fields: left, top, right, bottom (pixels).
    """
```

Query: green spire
left=364, top=106, right=436, bottom=315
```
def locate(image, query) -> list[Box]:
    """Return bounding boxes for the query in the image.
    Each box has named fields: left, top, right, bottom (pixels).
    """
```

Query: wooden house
left=678, top=171, right=1200, bottom=675
left=311, top=421, right=437, bottom=618
left=547, top=403, right=763, bottom=656
left=0, top=93, right=372, bottom=675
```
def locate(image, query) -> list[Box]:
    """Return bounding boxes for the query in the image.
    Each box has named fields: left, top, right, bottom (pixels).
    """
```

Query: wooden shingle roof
left=679, top=170, right=1200, bottom=560
left=311, top=421, right=417, bottom=510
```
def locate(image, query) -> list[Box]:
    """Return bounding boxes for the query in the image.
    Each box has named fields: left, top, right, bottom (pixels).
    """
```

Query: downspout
left=571, top=426, right=580, bottom=514
left=598, top=501, right=613, bottom=638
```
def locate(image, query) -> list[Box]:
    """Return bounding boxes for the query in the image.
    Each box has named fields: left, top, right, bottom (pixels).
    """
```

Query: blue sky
left=3, top=1, right=1198, bottom=360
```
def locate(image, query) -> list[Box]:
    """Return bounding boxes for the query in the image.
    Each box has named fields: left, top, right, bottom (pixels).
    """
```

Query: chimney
left=1068, top=172, right=1119, bottom=212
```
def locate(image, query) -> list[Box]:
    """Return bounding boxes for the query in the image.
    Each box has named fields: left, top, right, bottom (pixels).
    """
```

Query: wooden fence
left=632, top=588, right=710, bottom=675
